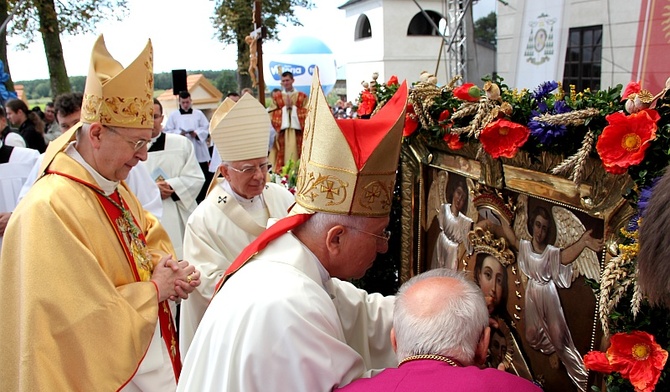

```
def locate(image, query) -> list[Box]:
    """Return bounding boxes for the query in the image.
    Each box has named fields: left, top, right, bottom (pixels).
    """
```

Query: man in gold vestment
left=0, top=35, right=201, bottom=391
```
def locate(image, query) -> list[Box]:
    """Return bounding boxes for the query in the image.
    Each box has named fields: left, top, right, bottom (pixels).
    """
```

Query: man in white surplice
left=146, top=99, right=204, bottom=259
left=178, top=94, right=294, bottom=358
left=0, top=140, right=39, bottom=253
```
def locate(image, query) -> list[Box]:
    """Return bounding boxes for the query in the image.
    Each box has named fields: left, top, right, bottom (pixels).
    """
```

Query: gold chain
left=398, top=354, right=461, bottom=367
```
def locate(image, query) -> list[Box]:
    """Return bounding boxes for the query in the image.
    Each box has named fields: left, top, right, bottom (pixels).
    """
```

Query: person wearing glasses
left=17, top=92, right=164, bottom=221
left=0, top=36, right=201, bottom=391
left=178, top=71, right=404, bottom=392
left=178, top=94, right=295, bottom=358
left=145, top=98, right=204, bottom=260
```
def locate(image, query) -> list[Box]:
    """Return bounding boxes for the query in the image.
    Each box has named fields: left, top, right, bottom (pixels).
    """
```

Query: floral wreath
left=358, top=73, right=670, bottom=392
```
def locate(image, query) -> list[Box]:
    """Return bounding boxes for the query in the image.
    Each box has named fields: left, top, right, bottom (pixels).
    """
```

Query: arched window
left=355, top=14, right=372, bottom=40
left=407, top=10, right=444, bottom=36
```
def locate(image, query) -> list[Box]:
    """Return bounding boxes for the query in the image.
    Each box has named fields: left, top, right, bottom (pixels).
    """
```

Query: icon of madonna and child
left=428, top=172, right=604, bottom=392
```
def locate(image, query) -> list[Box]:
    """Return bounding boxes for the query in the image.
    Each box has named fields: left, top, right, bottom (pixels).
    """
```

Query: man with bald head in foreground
left=337, top=268, right=542, bottom=392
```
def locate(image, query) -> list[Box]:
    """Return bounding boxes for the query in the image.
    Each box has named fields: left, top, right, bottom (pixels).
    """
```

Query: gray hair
left=393, top=268, right=489, bottom=364
left=296, top=212, right=370, bottom=234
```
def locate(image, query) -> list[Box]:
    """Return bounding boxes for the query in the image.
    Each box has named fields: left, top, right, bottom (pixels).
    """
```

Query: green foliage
left=17, top=69, right=240, bottom=99
left=211, top=0, right=312, bottom=45
left=474, top=11, right=496, bottom=47
left=210, top=0, right=312, bottom=88
left=8, top=0, right=129, bottom=49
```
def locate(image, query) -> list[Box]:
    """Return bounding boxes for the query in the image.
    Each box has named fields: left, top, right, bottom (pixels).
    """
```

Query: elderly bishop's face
left=221, top=157, right=271, bottom=199
left=93, top=124, right=151, bottom=181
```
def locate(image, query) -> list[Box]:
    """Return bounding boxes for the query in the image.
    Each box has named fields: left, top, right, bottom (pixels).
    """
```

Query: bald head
left=402, top=276, right=465, bottom=318
left=393, top=268, right=489, bottom=365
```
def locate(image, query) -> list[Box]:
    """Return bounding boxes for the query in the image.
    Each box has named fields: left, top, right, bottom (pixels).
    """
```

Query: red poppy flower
left=402, top=104, right=419, bottom=137
left=622, top=80, right=642, bottom=101
left=358, top=90, right=376, bottom=116
left=386, top=75, right=399, bottom=87
left=596, top=109, right=659, bottom=175
left=453, top=83, right=481, bottom=102
left=584, top=331, right=668, bottom=392
left=443, top=133, right=464, bottom=150
left=479, top=119, right=530, bottom=158
left=438, top=109, right=451, bottom=125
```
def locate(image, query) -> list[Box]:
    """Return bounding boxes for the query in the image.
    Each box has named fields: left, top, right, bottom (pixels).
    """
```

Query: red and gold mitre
left=81, top=35, right=154, bottom=129
left=294, top=69, right=408, bottom=216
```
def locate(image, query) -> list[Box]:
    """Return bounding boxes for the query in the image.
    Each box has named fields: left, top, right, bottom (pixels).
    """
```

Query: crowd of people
left=0, top=33, right=594, bottom=392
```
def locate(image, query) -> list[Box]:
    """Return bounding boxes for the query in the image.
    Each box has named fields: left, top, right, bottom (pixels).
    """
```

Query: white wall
left=342, top=0, right=496, bottom=101
left=497, top=0, right=641, bottom=89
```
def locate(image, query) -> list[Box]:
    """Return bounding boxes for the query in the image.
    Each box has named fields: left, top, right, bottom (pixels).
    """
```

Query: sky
left=7, top=0, right=496, bottom=82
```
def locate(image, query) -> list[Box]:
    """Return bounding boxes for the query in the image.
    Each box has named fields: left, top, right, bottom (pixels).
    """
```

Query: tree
left=474, top=11, right=496, bottom=47
left=0, top=0, right=14, bottom=94
left=211, top=0, right=311, bottom=91
left=8, top=0, right=129, bottom=96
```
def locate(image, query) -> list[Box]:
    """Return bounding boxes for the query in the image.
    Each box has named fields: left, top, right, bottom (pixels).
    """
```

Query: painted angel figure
left=427, top=173, right=480, bottom=270
left=495, top=194, right=603, bottom=392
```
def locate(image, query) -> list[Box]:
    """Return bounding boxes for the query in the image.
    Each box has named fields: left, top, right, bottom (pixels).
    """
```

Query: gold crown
left=81, top=35, right=154, bottom=129
left=294, top=69, right=407, bottom=217
left=468, top=227, right=516, bottom=266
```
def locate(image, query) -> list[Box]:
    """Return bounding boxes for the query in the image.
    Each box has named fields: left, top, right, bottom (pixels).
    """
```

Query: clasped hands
left=151, top=255, right=201, bottom=302
left=156, top=180, right=174, bottom=200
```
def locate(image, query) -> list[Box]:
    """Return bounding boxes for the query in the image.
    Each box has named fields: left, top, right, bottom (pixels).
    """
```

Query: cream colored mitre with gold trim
left=81, top=35, right=154, bottom=129
left=294, top=68, right=408, bottom=217
left=210, top=94, right=271, bottom=162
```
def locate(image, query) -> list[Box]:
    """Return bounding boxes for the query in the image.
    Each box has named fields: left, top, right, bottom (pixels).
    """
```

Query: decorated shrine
left=357, top=72, right=670, bottom=392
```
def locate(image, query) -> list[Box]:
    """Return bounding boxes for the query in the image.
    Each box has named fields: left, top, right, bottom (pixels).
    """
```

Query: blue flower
left=638, top=179, right=659, bottom=218
left=532, top=81, right=559, bottom=101
left=627, top=179, right=659, bottom=231
left=553, top=100, right=571, bottom=114
left=527, top=100, right=572, bottom=144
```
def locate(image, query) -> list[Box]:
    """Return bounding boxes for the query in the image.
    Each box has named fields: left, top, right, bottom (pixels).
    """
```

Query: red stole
left=46, top=170, right=182, bottom=382
left=214, top=213, right=313, bottom=295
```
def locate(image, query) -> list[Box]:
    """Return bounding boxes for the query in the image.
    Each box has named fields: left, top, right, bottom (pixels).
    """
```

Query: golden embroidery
left=82, top=94, right=153, bottom=127
left=358, top=180, right=393, bottom=211
left=297, top=172, right=349, bottom=206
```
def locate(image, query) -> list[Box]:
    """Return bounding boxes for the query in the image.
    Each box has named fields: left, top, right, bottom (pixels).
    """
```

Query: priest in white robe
left=146, top=99, right=204, bottom=259
left=0, top=140, right=40, bottom=252
left=178, top=94, right=295, bottom=358
left=177, top=70, right=408, bottom=392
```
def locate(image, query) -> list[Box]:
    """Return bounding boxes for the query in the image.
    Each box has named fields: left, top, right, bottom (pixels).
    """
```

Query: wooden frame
left=399, top=137, right=634, bottom=392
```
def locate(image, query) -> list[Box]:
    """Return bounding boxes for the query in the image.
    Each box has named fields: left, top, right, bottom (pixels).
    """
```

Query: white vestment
left=518, top=239, right=587, bottom=391
left=431, top=203, right=473, bottom=270
left=163, top=109, right=210, bottom=163
left=145, top=133, right=204, bottom=259
left=0, top=143, right=40, bottom=252
left=178, top=179, right=294, bottom=357
left=177, top=231, right=397, bottom=392
left=18, top=154, right=163, bottom=220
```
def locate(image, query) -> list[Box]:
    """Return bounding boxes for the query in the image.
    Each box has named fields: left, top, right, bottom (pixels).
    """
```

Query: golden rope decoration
left=551, top=130, right=595, bottom=184
left=532, top=108, right=601, bottom=126
left=598, top=234, right=639, bottom=336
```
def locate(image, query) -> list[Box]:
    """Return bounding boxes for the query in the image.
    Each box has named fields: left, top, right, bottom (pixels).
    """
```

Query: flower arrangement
left=270, top=158, right=299, bottom=194
left=359, top=73, right=670, bottom=391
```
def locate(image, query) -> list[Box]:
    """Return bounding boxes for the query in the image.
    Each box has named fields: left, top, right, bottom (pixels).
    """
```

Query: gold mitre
left=81, top=35, right=154, bottom=129
left=210, top=94, right=271, bottom=161
left=294, top=69, right=408, bottom=216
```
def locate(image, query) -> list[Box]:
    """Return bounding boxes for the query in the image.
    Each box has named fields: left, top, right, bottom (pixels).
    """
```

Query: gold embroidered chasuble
left=0, top=151, right=175, bottom=391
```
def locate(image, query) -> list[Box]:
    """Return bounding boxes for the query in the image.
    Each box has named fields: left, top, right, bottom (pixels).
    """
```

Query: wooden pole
left=253, top=0, right=265, bottom=106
